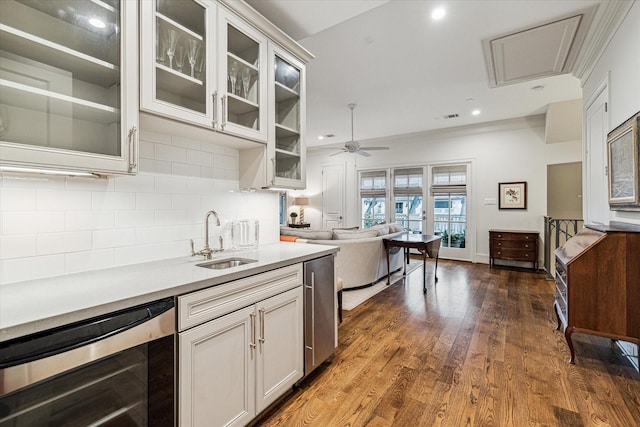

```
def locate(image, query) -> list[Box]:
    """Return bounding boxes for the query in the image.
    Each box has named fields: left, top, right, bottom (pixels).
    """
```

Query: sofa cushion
left=369, top=224, right=390, bottom=236
left=388, top=223, right=404, bottom=233
left=280, top=228, right=333, bottom=240
left=333, top=229, right=378, bottom=240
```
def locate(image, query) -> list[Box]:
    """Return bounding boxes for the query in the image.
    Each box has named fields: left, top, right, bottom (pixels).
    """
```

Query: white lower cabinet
left=178, top=264, right=304, bottom=427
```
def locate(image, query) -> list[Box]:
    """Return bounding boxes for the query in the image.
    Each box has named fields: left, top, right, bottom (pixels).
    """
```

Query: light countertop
left=0, top=242, right=338, bottom=343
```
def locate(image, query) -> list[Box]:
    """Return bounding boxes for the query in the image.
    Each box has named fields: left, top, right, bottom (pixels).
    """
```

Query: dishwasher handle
left=0, top=298, right=175, bottom=369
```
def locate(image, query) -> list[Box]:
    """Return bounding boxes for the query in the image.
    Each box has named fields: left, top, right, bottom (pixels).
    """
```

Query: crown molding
left=573, top=0, right=635, bottom=85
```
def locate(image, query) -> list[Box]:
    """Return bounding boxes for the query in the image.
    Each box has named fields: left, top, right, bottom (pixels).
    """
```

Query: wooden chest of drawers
left=489, top=229, right=539, bottom=271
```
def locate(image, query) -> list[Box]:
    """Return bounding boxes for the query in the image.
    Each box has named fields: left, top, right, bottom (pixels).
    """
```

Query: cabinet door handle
left=249, top=312, right=256, bottom=350
left=258, top=307, right=265, bottom=345
left=221, top=95, right=228, bottom=129
left=270, top=157, right=276, bottom=185
left=128, top=126, right=137, bottom=173
left=310, top=272, right=315, bottom=366
left=212, top=91, right=218, bottom=129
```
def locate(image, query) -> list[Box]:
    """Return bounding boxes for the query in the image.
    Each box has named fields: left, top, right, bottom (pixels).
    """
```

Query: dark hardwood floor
left=257, top=260, right=640, bottom=426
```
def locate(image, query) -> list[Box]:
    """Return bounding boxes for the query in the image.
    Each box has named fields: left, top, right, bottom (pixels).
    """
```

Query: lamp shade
left=294, top=197, right=309, bottom=206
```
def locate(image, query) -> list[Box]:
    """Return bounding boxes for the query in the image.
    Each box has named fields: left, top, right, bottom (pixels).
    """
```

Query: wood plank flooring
left=256, top=260, right=640, bottom=427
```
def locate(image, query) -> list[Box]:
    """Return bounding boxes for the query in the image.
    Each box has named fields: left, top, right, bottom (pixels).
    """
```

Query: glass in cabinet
left=218, top=8, right=268, bottom=143
left=140, top=0, right=214, bottom=128
left=0, top=0, right=138, bottom=175
left=270, top=47, right=305, bottom=188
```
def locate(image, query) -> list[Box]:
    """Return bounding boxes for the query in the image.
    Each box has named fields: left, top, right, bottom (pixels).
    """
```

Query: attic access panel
left=482, top=6, right=596, bottom=87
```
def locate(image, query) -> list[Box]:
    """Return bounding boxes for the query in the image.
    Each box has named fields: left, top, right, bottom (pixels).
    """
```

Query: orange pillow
left=280, top=235, right=298, bottom=242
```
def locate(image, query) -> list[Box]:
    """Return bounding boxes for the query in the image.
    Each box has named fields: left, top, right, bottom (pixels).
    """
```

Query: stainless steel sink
left=196, top=257, right=257, bottom=270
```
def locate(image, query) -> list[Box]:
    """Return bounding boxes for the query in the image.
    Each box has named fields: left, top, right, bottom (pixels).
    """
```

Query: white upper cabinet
left=140, top=0, right=215, bottom=128
left=217, top=8, right=268, bottom=143
left=0, top=0, right=139, bottom=175
left=269, top=45, right=306, bottom=188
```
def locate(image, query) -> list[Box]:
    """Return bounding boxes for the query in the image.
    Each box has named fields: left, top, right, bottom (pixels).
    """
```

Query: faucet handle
left=190, top=239, right=196, bottom=256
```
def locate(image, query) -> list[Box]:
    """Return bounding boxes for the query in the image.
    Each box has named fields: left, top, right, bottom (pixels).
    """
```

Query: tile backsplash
left=0, top=129, right=279, bottom=285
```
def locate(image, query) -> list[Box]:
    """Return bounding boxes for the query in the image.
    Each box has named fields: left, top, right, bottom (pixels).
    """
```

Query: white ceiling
left=245, top=0, right=621, bottom=149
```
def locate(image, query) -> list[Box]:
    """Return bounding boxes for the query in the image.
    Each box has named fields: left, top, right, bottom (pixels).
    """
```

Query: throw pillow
left=332, top=229, right=378, bottom=240
left=280, top=228, right=333, bottom=240
left=388, top=223, right=405, bottom=233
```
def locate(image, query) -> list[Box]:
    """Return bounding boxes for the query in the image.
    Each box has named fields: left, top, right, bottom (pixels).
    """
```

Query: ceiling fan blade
left=358, top=146, right=389, bottom=151
left=356, top=150, right=371, bottom=157
left=329, top=150, right=346, bottom=156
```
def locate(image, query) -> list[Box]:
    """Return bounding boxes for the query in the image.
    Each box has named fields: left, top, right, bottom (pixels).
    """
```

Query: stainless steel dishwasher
left=303, top=255, right=336, bottom=376
left=0, top=298, right=175, bottom=426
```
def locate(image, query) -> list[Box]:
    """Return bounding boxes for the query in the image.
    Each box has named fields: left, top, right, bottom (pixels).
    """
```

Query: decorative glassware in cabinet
left=154, top=0, right=206, bottom=114
left=225, top=24, right=260, bottom=131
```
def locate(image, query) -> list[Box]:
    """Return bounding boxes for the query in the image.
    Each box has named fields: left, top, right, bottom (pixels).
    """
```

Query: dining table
left=382, top=233, right=442, bottom=293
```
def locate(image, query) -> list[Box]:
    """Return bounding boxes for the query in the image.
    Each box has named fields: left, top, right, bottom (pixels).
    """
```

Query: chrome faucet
left=191, top=210, right=224, bottom=260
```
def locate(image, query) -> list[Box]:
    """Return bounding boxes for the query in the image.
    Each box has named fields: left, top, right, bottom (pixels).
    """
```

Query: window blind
left=431, top=165, right=467, bottom=194
left=360, top=170, right=387, bottom=196
left=393, top=167, right=423, bottom=195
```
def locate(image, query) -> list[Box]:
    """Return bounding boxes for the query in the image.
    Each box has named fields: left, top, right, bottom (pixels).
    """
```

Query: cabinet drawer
left=491, top=240, right=536, bottom=250
left=492, top=248, right=536, bottom=260
left=490, top=232, right=537, bottom=241
left=178, top=263, right=303, bottom=331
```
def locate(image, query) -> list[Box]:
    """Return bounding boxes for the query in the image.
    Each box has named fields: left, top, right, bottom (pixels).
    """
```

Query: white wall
left=0, top=129, right=279, bottom=285
left=583, top=1, right=640, bottom=225
left=305, top=116, right=582, bottom=263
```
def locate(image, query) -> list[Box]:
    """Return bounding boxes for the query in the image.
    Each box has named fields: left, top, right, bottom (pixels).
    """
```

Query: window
left=393, top=167, right=424, bottom=233
left=432, top=165, right=467, bottom=248
left=359, top=170, right=387, bottom=228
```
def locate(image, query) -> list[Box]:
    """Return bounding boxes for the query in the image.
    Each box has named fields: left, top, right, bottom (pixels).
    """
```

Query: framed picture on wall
left=498, top=181, right=527, bottom=209
left=607, top=111, right=640, bottom=211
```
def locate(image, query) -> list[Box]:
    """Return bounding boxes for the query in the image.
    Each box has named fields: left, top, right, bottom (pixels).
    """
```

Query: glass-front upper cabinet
left=269, top=46, right=305, bottom=188
left=140, top=0, right=214, bottom=128
left=0, top=0, right=138, bottom=175
left=217, top=8, right=268, bottom=143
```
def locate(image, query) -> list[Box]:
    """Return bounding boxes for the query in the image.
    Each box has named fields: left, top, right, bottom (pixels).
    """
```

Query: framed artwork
left=498, top=181, right=527, bottom=209
left=607, top=111, right=640, bottom=211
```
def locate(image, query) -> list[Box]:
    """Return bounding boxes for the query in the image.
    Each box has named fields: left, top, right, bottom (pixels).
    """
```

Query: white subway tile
left=136, top=226, right=172, bottom=244
left=214, top=154, right=237, bottom=169
left=200, top=167, right=214, bottom=179
left=187, top=149, right=214, bottom=167
left=2, top=211, right=65, bottom=234
left=171, top=224, right=201, bottom=241
left=172, top=162, right=201, bottom=178
left=224, top=169, right=238, bottom=180
left=92, top=192, right=135, bottom=210
left=136, top=193, right=172, bottom=210
left=213, top=168, right=226, bottom=180
left=186, top=178, right=215, bottom=195
left=154, top=241, right=186, bottom=260
left=155, top=176, right=187, bottom=194
left=114, top=244, right=157, bottom=266
left=66, top=249, right=115, bottom=274
left=93, top=229, right=136, bottom=249
left=140, top=158, right=172, bottom=175
left=0, top=234, right=37, bottom=259
left=139, top=140, right=155, bottom=159
left=114, top=175, right=155, bottom=193
left=155, top=209, right=188, bottom=226
left=224, top=147, right=240, bottom=158
left=66, top=211, right=115, bottom=231
left=155, top=143, right=186, bottom=163
left=0, top=188, right=36, bottom=211
left=199, top=143, right=225, bottom=154
left=38, top=190, right=91, bottom=211
left=37, top=231, right=92, bottom=255
left=139, top=129, right=171, bottom=145
left=115, top=210, right=155, bottom=228
left=172, top=136, right=202, bottom=150
left=1, top=255, right=66, bottom=285
left=172, top=194, right=201, bottom=210
left=0, top=173, right=65, bottom=190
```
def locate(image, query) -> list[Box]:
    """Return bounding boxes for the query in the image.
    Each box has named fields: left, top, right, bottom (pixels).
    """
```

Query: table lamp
left=294, top=197, right=309, bottom=224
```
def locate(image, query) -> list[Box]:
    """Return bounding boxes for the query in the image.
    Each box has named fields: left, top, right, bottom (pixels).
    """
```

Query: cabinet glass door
left=274, top=55, right=301, bottom=182
left=218, top=10, right=267, bottom=142
left=0, top=0, right=135, bottom=173
left=141, top=0, right=211, bottom=126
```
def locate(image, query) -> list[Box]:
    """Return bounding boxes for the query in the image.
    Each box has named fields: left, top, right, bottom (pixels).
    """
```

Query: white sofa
left=280, top=224, right=405, bottom=290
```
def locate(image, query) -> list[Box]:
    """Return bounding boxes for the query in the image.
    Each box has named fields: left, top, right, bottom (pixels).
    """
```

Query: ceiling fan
left=326, top=104, right=389, bottom=157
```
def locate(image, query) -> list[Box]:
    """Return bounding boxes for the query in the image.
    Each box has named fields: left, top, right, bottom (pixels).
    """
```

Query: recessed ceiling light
left=89, top=18, right=106, bottom=28
left=531, top=85, right=545, bottom=92
left=431, top=7, right=446, bottom=20
left=318, top=134, right=335, bottom=140
left=472, top=109, right=481, bottom=116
